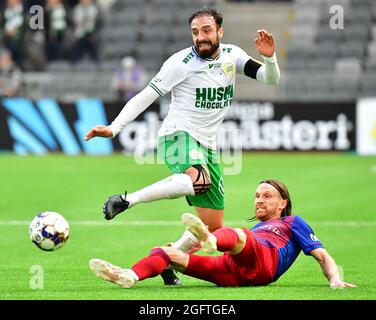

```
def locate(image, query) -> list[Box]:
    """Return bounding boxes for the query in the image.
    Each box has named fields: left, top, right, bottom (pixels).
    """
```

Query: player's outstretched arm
left=253, top=29, right=280, bottom=85
left=310, top=248, right=357, bottom=289
left=84, top=125, right=113, bottom=141
left=83, top=86, right=160, bottom=141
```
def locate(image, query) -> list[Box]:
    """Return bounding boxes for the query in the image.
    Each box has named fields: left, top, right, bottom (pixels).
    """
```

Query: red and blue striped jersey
left=250, top=215, right=323, bottom=281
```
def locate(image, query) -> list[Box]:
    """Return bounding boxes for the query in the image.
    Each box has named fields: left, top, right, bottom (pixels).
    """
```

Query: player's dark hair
left=188, top=7, right=223, bottom=29
left=260, top=179, right=292, bottom=217
left=247, top=179, right=292, bottom=222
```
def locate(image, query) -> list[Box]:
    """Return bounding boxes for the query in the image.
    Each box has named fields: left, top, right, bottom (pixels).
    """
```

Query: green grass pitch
left=0, top=153, right=375, bottom=300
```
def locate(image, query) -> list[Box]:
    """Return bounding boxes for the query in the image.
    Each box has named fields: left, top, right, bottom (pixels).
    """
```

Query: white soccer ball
left=29, top=211, right=70, bottom=251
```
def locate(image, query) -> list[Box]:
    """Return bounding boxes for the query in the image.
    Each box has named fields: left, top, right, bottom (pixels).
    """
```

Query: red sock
left=212, top=227, right=239, bottom=252
left=131, top=248, right=171, bottom=280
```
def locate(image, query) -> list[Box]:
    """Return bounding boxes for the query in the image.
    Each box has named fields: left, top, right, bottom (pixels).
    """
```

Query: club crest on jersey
left=222, top=62, right=235, bottom=78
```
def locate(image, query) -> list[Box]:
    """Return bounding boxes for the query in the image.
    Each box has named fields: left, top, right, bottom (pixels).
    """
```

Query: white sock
left=124, top=174, right=195, bottom=208
left=172, top=230, right=201, bottom=254
left=126, top=268, right=139, bottom=281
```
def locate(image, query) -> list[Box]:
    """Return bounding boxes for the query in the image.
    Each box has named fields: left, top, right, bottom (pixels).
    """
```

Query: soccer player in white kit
left=84, top=8, right=280, bottom=285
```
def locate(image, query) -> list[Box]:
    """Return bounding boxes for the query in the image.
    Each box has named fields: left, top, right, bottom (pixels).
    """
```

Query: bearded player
left=84, top=8, right=280, bottom=285
left=89, top=179, right=356, bottom=289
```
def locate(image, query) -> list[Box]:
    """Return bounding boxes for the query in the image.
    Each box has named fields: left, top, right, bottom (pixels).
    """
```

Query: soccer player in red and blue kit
left=89, top=179, right=356, bottom=289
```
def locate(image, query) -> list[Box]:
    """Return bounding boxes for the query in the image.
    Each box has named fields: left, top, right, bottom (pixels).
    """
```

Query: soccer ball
left=29, top=211, right=70, bottom=251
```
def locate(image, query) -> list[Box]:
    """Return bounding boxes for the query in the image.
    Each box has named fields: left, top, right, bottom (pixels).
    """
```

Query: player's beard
left=255, top=207, right=275, bottom=221
left=195, top=37, right=220, bottom=59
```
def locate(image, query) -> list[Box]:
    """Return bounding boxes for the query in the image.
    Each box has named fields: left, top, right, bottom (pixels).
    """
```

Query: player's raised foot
left=103, top=191, right=129, bottom=220
left=160, top=269, right=183, bottom=286
left=89, top=258, right=137, bottom=289
left=181, top=213, right=217, bottom=254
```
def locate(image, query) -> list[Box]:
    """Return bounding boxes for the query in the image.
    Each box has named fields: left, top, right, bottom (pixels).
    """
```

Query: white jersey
left=148, top=43, right=253, bottom=149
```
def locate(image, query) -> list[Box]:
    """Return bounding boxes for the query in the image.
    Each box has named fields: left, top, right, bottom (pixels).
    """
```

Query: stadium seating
left=283, top=0, right=376, bottom=100
left=2, top=0, right=375, bottom=101
left=99, top=0, right=214, bottom=71
left=18, top=0, right=216, bottom=100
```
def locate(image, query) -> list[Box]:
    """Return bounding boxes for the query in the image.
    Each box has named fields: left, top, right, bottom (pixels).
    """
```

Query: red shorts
left=185, top=229, right=278, bottom=286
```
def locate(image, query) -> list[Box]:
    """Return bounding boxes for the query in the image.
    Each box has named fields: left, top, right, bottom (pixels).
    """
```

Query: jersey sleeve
left=291, top=216, right=323, bottom=255
left=148, top=54, right=188, bottom=96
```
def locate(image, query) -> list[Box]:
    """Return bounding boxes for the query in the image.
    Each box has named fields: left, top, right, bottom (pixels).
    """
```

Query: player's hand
left=254, top=29, right=275, bottom=57
left=329, top=280, right=357, bottom=289
left=84, top=125, right=113, bottom=141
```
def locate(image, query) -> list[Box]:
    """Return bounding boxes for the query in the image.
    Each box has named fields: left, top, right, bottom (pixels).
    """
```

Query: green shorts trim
left=157, top=131, right=224, bottom=210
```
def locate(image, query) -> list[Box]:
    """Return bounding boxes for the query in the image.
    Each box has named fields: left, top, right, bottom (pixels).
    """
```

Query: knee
left=185, top=164, right=211, bottom=195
